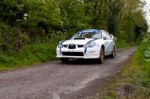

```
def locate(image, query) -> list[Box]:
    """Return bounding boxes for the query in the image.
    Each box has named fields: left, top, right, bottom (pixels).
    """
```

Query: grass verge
left=0, top=42, right=57, bottom=71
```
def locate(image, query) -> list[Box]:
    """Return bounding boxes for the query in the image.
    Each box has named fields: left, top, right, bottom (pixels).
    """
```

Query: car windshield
left=72, top=31, right=102, bottom=39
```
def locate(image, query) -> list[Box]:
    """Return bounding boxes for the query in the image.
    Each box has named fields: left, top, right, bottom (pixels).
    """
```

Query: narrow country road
left=0, top=48, right=136, bottom=99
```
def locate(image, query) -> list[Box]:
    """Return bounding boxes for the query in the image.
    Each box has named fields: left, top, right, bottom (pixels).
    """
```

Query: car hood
left=62, top=38, right=95, bottom=45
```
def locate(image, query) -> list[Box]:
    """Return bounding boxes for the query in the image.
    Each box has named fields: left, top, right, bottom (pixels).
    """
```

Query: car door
left=102, top=31, right=113, bottom=55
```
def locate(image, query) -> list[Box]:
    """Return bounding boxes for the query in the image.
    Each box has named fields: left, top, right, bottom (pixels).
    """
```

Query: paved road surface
left=0, top=48, right=136, bottom=99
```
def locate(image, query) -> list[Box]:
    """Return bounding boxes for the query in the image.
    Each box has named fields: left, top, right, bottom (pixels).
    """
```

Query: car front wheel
left=99, top=47, right=105, bottom=64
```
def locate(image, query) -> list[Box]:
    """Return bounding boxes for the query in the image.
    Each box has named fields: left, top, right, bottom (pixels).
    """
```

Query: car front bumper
left=56, top=47, right=100, bottom=59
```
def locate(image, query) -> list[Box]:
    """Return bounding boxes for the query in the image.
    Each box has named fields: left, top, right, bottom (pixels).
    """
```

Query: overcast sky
left=143, top=0, right=150, bottom=32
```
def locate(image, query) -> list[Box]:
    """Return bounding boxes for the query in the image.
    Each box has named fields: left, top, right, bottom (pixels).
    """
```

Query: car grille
left=68, top=44, right=76, bottom=49
left=78, top=45, right=84, bottom=48
left=63, top=44, right=84, bottom=48
left=63, top=45, right=68, bottom=48
left=62, top=52, right=84, bottom=56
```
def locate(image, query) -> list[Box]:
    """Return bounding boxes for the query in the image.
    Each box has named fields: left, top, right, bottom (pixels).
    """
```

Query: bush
left=0, top=22, right=29, bottom=52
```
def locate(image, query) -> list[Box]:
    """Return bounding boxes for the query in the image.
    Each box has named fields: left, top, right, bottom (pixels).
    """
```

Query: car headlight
left=58, top=40, right=65, bottom=48
left=86, top=42, right=96, bottom=48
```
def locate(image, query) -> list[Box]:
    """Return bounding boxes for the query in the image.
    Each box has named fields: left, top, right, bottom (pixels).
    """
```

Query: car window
left=92, top=31, right=102, bottom=39
left=82, top=32, right=94, bottom=38
left=72, top=31, right=102, bottom=39
left=103, top=31, right=110, bottom=40
left=102, top=31, right=107, bottom=40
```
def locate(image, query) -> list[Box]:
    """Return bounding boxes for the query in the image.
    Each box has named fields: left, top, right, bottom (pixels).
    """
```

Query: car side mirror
left=110, top=34, right=116, bottom=41
left=110, top=34, right=114, bottom=39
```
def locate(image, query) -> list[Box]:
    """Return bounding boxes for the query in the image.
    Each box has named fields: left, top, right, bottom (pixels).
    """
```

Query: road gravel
left=0, top=48, right=136, bottom=99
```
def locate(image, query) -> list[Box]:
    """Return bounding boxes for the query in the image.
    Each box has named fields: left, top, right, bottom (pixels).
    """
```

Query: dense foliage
left=0, top=0, right=148, bottom=67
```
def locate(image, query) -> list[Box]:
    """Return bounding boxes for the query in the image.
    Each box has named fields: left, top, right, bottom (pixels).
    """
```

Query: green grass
left=0, top=42, right=57, bottom=71
left=0, top=32, right=66, bottom=71
left=116, top=39, right=136, bottom=48
left=95, top=37, right=150, bottom=99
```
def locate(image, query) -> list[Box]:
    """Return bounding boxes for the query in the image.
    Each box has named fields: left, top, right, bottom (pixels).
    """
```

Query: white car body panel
left=56, top=29, right=115, bottom=59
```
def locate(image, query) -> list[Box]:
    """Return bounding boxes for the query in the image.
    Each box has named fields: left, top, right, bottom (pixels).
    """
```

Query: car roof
left=77, top=29, right=101, bottom=34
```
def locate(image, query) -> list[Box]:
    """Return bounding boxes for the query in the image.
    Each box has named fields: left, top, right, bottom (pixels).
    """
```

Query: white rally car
left=56, top=29, right=116, bottom=63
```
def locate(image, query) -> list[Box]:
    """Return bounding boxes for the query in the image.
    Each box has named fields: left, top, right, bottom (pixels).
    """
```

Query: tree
left=0, top=0, right=26, bottom=25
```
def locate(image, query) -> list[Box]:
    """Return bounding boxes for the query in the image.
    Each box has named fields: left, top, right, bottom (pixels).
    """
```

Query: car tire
left=98, top=47, right=105, bottom=64
left=60, top=58, right=69, bottom=63
left=110, top=47, right=116, bottom=58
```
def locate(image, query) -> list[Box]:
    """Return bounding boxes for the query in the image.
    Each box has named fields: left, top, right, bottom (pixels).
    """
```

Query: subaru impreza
left=56, top=29, right=116, bottom=64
